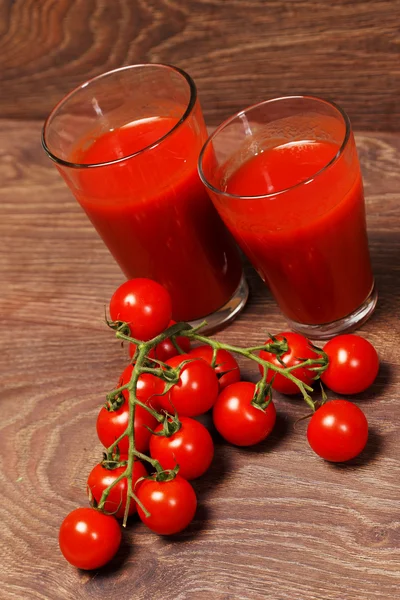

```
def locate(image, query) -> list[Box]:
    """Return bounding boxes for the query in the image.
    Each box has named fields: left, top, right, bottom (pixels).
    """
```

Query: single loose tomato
left=150, top=417, right=214, bottom=480
left=97, top=399, right=157, bottom=454
left=259, top=332, right=319, bottom=395
left=213, top=381, right=276, bottom=446
left=129, top=320, right=191, bottom=362
left=136, top=475, right=197, bottom=535
left=109, top=278, right=172, bottom=341
left=59, top=507, right=121, bottom=570
left=307, top=399, right=368, bottom=462
left=321, top=334, right=379, bottom=394
left=87, top=461, right=147, bottom=519
left=158, top=354, right=219, bottom=417
left=189, top=345, right=240, bottom=389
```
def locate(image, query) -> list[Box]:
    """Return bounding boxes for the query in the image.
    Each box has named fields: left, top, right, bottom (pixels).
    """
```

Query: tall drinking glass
left=199, top=96, right=376, bottom=339
left=42, top=64, right=247, bottom=327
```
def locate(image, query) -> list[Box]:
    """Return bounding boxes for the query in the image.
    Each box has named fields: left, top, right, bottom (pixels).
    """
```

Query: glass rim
left=198, top=95, right=352, bottom=200
left=41, top=63, right=197, bottom=169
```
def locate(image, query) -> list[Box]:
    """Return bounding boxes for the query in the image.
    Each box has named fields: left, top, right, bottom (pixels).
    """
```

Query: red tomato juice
left=220, top=139, right=373, bottom=324
left=67, top=112, right=242, bottom=322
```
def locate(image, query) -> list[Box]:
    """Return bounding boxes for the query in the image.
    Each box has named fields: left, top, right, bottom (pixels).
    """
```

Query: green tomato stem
left=106, top=382, right=129, bottom=401
left=134, top=397, right=164, bottom=423
left=129, top=490, right=150, bottom=518
left=183, top=331, right=317, bottom=403
left=97, top=469, right=128, bottom=511
left=170, top=335, right=185, bottom=355
left=98, top=340, right=166, bottom=526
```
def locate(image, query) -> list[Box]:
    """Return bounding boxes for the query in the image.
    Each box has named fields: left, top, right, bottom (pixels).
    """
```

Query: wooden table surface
left=2, top=0, right=400, bottom=132
left=1, top=120, right=399, bottom=600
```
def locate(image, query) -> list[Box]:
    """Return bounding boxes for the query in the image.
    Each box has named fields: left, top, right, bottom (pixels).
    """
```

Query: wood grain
left=1, top=0, right=400, bottom=130
left=0, top=120, right=400, bottom=599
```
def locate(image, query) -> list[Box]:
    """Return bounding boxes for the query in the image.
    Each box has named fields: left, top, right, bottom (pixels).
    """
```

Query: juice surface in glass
left=67, top=110, right=242, bottom=322
left=217, top=138, right=373, bottom=325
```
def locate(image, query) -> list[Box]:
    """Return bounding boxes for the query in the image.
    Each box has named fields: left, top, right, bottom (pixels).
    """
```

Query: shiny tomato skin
left=97, top=400, right=157, bottom=454
left=136, top=475, right=197, bottom=535
left=259, top=332, right=317, bottom=395
left=129, top=320, right=191, bottom=363
left=307, top=400, right=368, bottom=462
left=212, top=381, right=276, bottom=446
left=150, top=417, right=214, bottom=480
left=321, top=334, right=379, bottom=394
left=87, top=461, right=147, bottom=519
left=59, top=507, right=121, bottom=570
left=158, top=354, right=219, bottom=417
left=189, top=345, right=240, bottom=390
left=109, top=278, right=172, bottom=341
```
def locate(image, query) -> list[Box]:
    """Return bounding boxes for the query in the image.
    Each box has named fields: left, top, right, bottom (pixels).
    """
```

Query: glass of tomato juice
left=42, top=64, right=247, bottom=327
left=199, top=96, right=376, bottom=338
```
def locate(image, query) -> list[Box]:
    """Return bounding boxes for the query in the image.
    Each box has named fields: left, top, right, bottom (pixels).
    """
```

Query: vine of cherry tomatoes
left=59, top=278, right=380, bottom=570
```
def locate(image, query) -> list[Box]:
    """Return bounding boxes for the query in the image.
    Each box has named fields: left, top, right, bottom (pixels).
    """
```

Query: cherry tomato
left=129, top=320, right=191, bottom=362
left=213, top=381, right=276, bottom=446
left=121, top=364, right=164, bottom=410
left=150, top=417, right=214, bottom=480
left=136, top=475, right=197, bottom=535
left=158, top=354, right=219, bottom=417
left=259, top=332, right=318, bottom=395
left=321, top=334, right=379, bottom=394
left=307, top=399, right=368, bottom=462
left=59, top=507, right=121, bottom=570
left=189, top=345, right=240, bottom=390
left=109, top=278, right=172, bottom=341
left=97, top=400, right=157, bottom=454
left=87, top=461, right=147, bottom=519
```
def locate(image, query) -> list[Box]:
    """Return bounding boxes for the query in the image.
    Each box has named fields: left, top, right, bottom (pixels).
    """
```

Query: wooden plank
left=1, top=0, right=400, bottom=130
left=0, top=119, right=399, bottom=599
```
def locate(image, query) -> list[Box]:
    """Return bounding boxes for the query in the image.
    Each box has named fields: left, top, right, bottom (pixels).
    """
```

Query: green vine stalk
left=95, top=320, right=328, bottom=526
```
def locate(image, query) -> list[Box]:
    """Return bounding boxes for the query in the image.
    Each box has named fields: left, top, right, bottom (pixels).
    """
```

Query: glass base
left=189, top=274, right=249, bottom=334
left=286, top=283, right=378, bottom=340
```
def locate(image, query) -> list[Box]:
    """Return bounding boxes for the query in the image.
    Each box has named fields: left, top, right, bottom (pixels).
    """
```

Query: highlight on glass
left=199, top=95, right=376, bottom=339
left=42, top=64, right=248, bottom=329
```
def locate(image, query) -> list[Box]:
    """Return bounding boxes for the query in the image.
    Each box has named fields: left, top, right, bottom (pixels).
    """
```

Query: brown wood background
left=0, top=0, right=400, bottom=130
left=1, top=2, right=400, bottom=599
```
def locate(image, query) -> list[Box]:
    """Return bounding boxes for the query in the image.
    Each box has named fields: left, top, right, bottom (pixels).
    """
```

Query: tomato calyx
left=251, top=380, right=274, bottom=411
left=101, top=447, right=127, bottom=470
left=137, top=465, right=180, bottom=487
left=153, top=464, right=180, bottom=483
left=161, top=357, right=201, bottom=386
left=276, top=338, right=328, bottom=379
left=303, top=342, right=329, bottom=379
left=106, top=317, right=133, bottom=338
left=265, top=333, right=289, bottom=359
left=104, top=391, right=125, bottom=412
left=152, top=413, right=182, bottom=438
